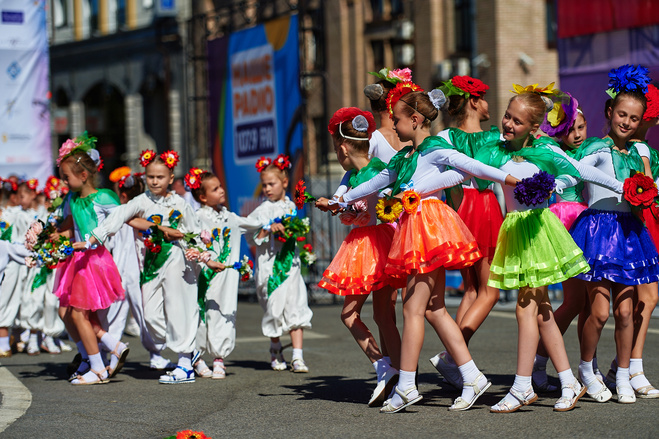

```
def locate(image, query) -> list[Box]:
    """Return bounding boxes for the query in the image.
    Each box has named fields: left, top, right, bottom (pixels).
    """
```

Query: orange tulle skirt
left=386, top=198, right=482, bottom=277
left=456, top=188, right=503, bottom=261
left=319, top=224, right=404, bottom=295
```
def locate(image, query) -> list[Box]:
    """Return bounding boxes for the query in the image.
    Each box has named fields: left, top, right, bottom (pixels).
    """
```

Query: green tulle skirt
left=488, top=208, right=589, bottom=289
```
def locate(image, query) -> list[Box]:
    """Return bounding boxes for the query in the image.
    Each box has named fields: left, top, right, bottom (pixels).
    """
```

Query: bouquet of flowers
left=294, top=179, right=317, bottom=210
left=513, top=171, right=556, bottom=206
left=232, top=255, right=254, bottom=281
left=623, top=172, right=658, bottom=208
left=141, top=226, right=164, bottom=254
left=24, top=220, right=73, bottom=269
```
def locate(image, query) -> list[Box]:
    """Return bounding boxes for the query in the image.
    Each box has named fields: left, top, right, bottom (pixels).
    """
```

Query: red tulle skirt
left=386, top=198, right=482, bottom=278
left=456, top=188, right=503, bottom=261
left=643, top=205, right=659, bottom=251
left=550, top=201, right=588, bottom=231
left=54, top=246, right=125, bottom=311
left=319, top=224, right=404, bottom=295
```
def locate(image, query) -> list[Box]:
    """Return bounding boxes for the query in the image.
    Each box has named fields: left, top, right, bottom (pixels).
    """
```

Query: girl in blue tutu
left=571, top=65, right=659, bottom=403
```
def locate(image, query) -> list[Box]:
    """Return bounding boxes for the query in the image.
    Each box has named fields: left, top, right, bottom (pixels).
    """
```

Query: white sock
left=72, top=352, right=107, bottom=384
left=557, top=369, right=576, bottom=399
left=578, top=360, right=596, bottom=384
left=389, top=370, right=418, bottom=408
left=628, top=358, right=659, bottom=395
left=100, top=333, right=125, bottom=371
left=0, top=336, right=10, bottom=352
left=178, top=353, right=192, bottom=370
left=501, top=375, right=532, bottom=406
left=75, top=341, right=89, bottom=359
left=150, top=352, right=164, bottom=362
left=20, top=329, right=29, bottom=343
left=28, top=332, right=38, bottom=344
left=458, top=360, right=486, bottom=402
left=88, top=352, right=105, bottom=373
left=373, top=358, right=389, bottom=381
left=616, top=367, right=634, bottom=396
left=292, top=348, right=303, bottom=361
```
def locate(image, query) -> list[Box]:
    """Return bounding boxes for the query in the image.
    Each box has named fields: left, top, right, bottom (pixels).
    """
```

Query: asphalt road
left=1, top=296, right=658, bottom=439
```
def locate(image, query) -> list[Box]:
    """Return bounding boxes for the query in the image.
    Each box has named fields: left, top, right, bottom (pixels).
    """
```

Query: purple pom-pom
left=513, top=171, right=556, bottom=206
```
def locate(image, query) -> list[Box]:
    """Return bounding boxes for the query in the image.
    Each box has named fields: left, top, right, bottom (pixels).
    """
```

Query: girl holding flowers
left=315, top=107, right=403, bottom=407
left=52, top=134, right=130, bottom=385
left=414, top=84, right=625, bottom=412
left=247, top=155, right=313, bottom=373
left=333, top=85, right=518, bottom=413
left=90, top=149, right=202, bottom=384
left=570, top=65, right=659, bottom=402
left=185, top=168, right=263, bottom=379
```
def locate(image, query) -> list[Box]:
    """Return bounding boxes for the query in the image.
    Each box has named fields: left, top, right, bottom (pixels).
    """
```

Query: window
left=454, top=0, right=473, bottom=54
left=546, top=0, right=557, bottom=48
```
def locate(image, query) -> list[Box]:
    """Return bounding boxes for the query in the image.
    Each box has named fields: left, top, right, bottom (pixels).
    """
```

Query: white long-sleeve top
left=368, top=129, right=398, bottom=163
left=0, top=206, right=32, bottom=243
left=92, top=190, right=200, bottom=245
left=343, top=147, right=510, bottom=203
left=414, top=144, right=623, bottom=212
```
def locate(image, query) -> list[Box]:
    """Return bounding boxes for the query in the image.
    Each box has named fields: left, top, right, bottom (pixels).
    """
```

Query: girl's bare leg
left=372, top=287, right=401, bottom=370
left=456, top=258, right=499, bottom=345
left=341, top=294, right=382, bottom=363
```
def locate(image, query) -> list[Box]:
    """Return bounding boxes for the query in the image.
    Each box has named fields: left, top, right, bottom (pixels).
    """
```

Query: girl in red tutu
left=54, top=134, right=129, bottom=385
left=333, top=86, right=517, bottom=413
left=316, top=107, right=403, bottom=407
left=428, top=76, right=504, bottom=387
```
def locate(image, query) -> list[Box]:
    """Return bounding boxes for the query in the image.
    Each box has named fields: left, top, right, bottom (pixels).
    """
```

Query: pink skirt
left=549, top=201, right=588, bottom=231
left=54, top=246, right=125, bottom=311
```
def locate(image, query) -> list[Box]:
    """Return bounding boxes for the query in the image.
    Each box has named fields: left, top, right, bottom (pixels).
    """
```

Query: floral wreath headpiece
left=26, top=178, right=39, bottom=191
left=386, top=81, right=423, bottom=116
left=643, top=83, right=659, bottom=121
left=57, top=131, right=103, bottom=171
left=440, top=75, right=489, bottom=100
left=328, top=107, right=376, bottom=141
left=510, top=82, right=564, bottom=112
left=540, top=92, right=579, bottom=138
left=606, top=64, right=651, bottom=99
left=139, top=150, right=180, bottom=169
left=184, top=167, right=207, bottom=190
left=1, top=178, right=18, bottom=193
left=255, top=157, right=272, bottom=172
left=369, top=67, right=413, bottom=85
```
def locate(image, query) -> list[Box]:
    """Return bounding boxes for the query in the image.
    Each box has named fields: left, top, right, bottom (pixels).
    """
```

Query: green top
left=68, top=189, right=120, bottom=240
left=573, top=137, right=645, bottom=182
left=348, top=157, right=387, bottom=188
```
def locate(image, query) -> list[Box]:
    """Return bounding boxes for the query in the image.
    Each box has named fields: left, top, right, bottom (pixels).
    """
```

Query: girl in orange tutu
left=316, top=107, right=403, bottom=407
left=333, top=85, right=517, bottom=413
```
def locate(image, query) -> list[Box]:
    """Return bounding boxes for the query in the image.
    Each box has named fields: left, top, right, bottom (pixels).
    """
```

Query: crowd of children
left=1, top=62, right=658, bottom=417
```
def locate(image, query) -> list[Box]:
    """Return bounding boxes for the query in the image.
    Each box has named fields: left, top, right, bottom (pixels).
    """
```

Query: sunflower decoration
left=386, top=81, right=423, bottom=116
left=26, top=179, right=39, bottom=191
left=140, top=149, right=156, bottom=167
left=160, top=150, right=180, bottom=169
left=510, top=82, right=557, bottom=96
left=273, top=154, right=291, bottom=171
left=376, top=197, right=403, bottom=223
left=401, top=190, right=421, bottom=215
left=255, top=156, right=272, bottom=172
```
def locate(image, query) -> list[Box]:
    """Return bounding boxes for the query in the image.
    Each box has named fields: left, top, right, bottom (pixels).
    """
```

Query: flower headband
left=139, top=150, right=180, bottom=169
left=440, top=75, right=489, bottom=99
left=26, top=178, right=38, bottom=191
left=184, top=167, right=207, bottom=190
left=540, top=92, right=579, bottom=138
left=56, top=132, right=102, bottom=171
left=511, top=82, right=563, bottom=111
left=255, top=154, right=291, bottom=173
left=368, top=67, right=413, bottom=85
left=328, top=107, right=376, bottom=141
left=643, top=84, right=659, bottom=121
left=606, top=64, right=651, bottom=99
left=1, top=178, right=18, bottom=193
left=386, top=82, right=423, bottom=115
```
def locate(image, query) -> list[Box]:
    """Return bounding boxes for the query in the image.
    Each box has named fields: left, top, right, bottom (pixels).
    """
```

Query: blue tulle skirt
left=570, top=209, right=659, bottom=285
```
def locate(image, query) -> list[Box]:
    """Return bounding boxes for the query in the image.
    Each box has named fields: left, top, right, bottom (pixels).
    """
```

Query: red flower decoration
left=176, top=430, right=211, bottom=439
left=185, top=172, right=201, bottom=190
left=450, top=76, right=489, bottom=98
left=140, top=150, right=156, bottom=167
left=160, top=150, right=179, bottom=169
left=255, top=157, right=272, bottom=172
left=386, top=82, right=423, bottom=116
left=303, top=243, right=313, bottom=252
left=327, top=107, right=376, bottom=136
left=623, top=172, right=658, bottom=208
left=97, top=157, right=104, bottom=172
left=26, top=179, right=38, bottom=191
left=273, top=154, right=291, bottom=171
left=644, top=84, right=659, bottom=121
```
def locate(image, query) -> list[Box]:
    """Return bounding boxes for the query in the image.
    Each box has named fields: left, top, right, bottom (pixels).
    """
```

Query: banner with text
left=0, top=0, right=51, bottom=186
left=207, top=14, right=303, bottom=220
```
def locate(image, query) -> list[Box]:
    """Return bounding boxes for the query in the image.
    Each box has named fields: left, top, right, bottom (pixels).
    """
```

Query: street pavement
left=1, top=295, right=658, bottom=439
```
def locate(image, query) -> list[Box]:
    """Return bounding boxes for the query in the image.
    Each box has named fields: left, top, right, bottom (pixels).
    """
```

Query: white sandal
left=630, top=371, right=659, bottom=399
left=554, top=379, right=587, bottom=412
left=380, top=386, right=423, bottom=413
left=450, top=372, right=491, bottom=411
left=490, top=387, right=537, bottom=413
